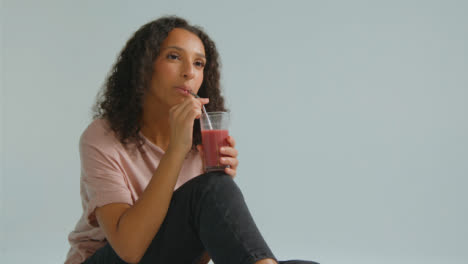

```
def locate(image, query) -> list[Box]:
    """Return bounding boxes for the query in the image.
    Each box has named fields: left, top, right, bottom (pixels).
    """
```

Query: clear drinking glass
left=200, top=111, right=230, bottom=172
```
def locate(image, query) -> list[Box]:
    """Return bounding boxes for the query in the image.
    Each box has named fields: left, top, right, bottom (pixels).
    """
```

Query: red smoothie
left=201, top=129, right=229, bottom=171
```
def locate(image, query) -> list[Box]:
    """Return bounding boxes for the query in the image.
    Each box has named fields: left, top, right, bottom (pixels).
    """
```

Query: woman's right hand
left=167, top=96, right=209, bottom=155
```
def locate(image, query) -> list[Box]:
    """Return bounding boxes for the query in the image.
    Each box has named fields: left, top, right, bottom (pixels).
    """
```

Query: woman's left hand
left=197, top=136, right=239, bottom=179
left=219, top=136, right=239, bottom=178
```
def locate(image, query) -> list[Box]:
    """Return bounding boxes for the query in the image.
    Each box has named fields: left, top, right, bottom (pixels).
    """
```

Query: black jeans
left=83, top=172, right=318, bottom=264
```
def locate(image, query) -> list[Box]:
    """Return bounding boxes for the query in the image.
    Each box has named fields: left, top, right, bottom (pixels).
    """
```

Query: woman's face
left=148, top=28, right=206, bottom=108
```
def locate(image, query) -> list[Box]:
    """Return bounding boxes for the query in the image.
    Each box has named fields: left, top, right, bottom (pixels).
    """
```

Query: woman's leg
left=146, top=170, right=278, bottom=263
left=83, top=171, right=318, bottom=264
left=158, top=171, right=319, bottom=264
left=187, top=171, right=277, bottom=264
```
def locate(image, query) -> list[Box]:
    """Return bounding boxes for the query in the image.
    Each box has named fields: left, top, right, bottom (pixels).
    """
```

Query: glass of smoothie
left=200, top=111, right=230, bottom=172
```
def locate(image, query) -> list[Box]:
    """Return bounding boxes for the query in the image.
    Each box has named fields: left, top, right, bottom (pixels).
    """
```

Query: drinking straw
left=189, top=91, right=213, bottom=130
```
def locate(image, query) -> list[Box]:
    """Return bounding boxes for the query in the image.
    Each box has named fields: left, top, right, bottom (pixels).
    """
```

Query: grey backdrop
left=2, top=0, right=467, bottom=263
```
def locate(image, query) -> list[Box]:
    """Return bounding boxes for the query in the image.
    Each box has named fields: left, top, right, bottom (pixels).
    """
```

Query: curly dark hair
left=93, top=16, right=227, bottom=151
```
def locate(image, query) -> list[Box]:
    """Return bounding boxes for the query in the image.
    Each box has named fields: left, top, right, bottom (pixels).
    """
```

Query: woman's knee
left=192, top=171, right=239, bottom=195
left=175, top=171, right=240, bottom=201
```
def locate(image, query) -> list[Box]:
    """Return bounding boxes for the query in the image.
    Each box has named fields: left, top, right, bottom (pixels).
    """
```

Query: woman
left=65, top=16, right=318, bottom=264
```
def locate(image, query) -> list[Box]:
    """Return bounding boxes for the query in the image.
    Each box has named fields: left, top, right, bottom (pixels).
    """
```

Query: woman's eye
left=195, top=61, right=205, bottom=68
left=167, top=54, right=180, bottom=60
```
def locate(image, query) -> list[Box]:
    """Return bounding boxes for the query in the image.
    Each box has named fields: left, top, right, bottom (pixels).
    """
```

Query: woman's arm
left=95, top=146, right=186, bottom=263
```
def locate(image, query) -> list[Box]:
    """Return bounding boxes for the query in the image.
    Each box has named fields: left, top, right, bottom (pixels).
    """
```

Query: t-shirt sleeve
left=80, top=130, right=133, bottom=227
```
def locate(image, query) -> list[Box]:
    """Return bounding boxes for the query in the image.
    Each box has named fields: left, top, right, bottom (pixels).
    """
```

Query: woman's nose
left=181, top=62, right=195, bottom=80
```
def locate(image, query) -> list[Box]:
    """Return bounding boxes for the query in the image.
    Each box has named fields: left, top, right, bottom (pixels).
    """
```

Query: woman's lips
left=175, top=87, right=191, bottom=96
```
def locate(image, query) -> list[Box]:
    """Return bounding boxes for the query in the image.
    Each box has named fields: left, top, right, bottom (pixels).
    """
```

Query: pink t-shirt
left=65, top=119, right=204, bottom=264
